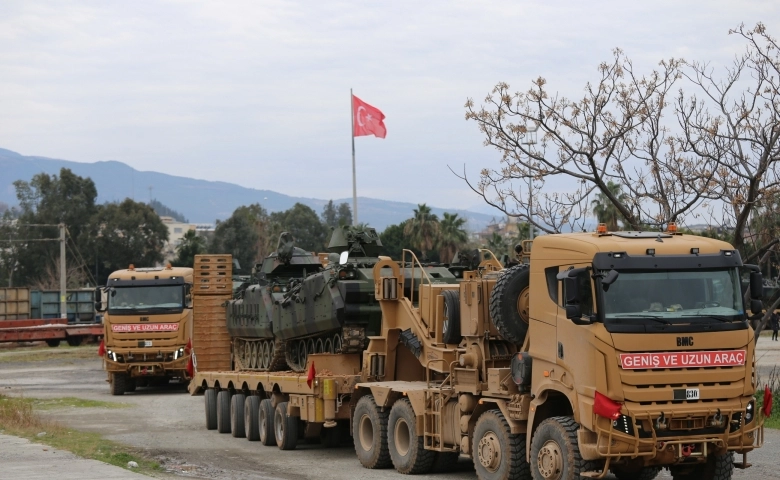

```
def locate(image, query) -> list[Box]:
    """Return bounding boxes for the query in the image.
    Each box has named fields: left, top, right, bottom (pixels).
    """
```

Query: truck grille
left=619, top=364, right=746, bottom=405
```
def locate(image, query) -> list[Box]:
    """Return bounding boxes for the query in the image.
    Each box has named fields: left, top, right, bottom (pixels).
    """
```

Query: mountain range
left=0, top=148, right=499, bottom=232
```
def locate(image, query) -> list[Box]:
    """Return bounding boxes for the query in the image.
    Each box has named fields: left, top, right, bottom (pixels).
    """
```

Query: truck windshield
left=602, top=269, right=744, bottom=325
left=108, top=286, right=184, bottom=314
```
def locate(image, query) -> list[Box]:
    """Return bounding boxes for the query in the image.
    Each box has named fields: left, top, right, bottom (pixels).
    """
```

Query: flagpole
left=351, top=88, right=358, bottom=226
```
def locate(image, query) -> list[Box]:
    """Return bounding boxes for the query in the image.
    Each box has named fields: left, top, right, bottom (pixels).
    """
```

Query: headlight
left=174, top=347, right=185, bottom=360
left=746, top=400, right=755, bottom=423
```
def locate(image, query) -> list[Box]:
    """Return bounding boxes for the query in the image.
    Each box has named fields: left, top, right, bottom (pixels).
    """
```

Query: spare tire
left=441, top=290, right=461, bottom=345
left=489, top=265, right=530, bottom=345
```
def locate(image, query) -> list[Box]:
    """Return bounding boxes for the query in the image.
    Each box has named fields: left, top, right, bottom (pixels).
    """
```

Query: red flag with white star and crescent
left=352, top=95, right=386, bottom=139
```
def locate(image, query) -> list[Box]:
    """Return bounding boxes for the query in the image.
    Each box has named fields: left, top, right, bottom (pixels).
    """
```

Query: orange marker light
left=667, top=222, right=677, bottom=233
left=596, top=223, right=607, bottom=234
left=128, top=264, right=135, bottom=271
left=543, top=370, right=550, bottom=377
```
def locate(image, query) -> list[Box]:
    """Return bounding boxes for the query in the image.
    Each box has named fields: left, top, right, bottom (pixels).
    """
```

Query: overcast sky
left=0, top=1, right=777, bottom=214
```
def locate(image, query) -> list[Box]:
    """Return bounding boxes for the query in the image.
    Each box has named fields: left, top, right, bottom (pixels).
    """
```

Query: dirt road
left=1, top=340, right=778, bottom=480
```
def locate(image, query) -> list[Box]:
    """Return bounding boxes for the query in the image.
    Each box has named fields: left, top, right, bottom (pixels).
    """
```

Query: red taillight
left=185, top=338, right=192, bottom=355
left=763, top=385, right=773, bottom=417
left=97, top=340, right=105, bottom=357
left=594, top=391, right=622, bottom=420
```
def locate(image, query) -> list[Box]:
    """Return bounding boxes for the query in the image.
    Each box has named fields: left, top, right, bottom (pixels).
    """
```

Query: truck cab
left=97, top=264, right=194, bottom=395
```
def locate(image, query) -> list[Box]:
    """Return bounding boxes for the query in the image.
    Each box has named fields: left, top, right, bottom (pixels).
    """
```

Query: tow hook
left=654, top=412, right=668, bottom=431
left=682, top=444, right=695, bottom=457
left=656, top=441, right=665, bottom=450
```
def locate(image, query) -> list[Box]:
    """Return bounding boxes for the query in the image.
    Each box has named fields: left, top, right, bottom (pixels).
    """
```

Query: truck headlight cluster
left=745, top=400, right=755, bottom=424
left=106, top=350, right=118, bottom=362
left=173, top=347, right=185, bottom=360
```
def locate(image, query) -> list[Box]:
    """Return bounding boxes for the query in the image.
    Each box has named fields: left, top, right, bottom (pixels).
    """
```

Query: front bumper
left=104, top=352, right=190, bottom=378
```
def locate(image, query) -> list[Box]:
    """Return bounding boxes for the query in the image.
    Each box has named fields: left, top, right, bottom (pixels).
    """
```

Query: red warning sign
left=620, top=350, right=745, bottom=369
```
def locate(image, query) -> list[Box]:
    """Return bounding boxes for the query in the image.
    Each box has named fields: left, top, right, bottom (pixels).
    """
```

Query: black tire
left=66, top=336, right=83, bottom=347
left=244, top=396, right=260, bottom=441
left=125, top=378, right=136, bottom=393
left=353, top=395, right=392, bottom=469
left=489, top=265, right=530, bottom=345
left=274, top=401, right=297, bottom=450
left=613, top=466, right=661, bottom=480
left=530, top=416, right=591, bottom=480
left=204, top=388, right=218, bottom=430
left=473, top=409, right=530, bottom=480
left=442, top=290, right=462, bottom=345
left=216, top=390, right=231, bottom=434
left=109, top=373, right=127, bottom=396
left=388, top=398, right=435, bottom=474
left=259, top=398, right=276, bottom=446
left=431, top=451, right=460, bottom=473
left=671, top=452, right=733, bottom=480
left=230, top=393, right=246, bottom=438
left=45, top=339, right=61, bottom=348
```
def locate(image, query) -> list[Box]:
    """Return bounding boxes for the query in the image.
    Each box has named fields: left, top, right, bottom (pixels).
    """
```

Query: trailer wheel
left=259, top=398, right=276, bottom=446
left=670, top=451, right=733, bottom=480
left=230, top=393, right=246, bottom=438
left=66, top=336, right=83, bottom=347
left=431, top=451, right=460, bottom=473
left=109, top=373, right=127, bottom=396
left=46, top=339, right=61, bottom=348
left=442, top=290, right=462, bottom=345
left=216, top=390, right=231, bottom=433
left=274, top=401, right=297, bottom=450
left=489, top=265, right=530, bottom=345
left=353, top=395, right=392, bottom=469
left=530, top=416, right=592, bottom=480
left=388, top=398, right=435, bottom=474
left=473, top=409, right=529, bottom=480
left=204, top=388, right=218, bottom=430
left=243, top=395, right=260, bottom=441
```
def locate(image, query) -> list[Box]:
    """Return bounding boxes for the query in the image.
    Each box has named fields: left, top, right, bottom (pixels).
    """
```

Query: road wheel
left=66, top=336, right=83, bottom=347
left=530, top=416, right=593, bottom=480
left=489, top=265, right=530, bottom=345
left=274, top=401, right=297, bottom=450
left=353, top=395, right=392, bottom=469
left=388, top=398, right=435, bottom=474
left=442, top=290, right=462, bottom=345
left=216, top=390, right=231, bottom=434
left=259, top=398, right=275, bottom=446
left=473, top=409, right=530, bottom=480
left=613, top=465, right=661, bottom=480
left=230, top=393, right=246, bottom=438
left=431, top=451, right=460, bottom=473
left=204, top=388, right=218, bottom=430
left=109, top=373, right=127, bottom=396
left=244, top=395, right=260, bottom=441
left=671, top=452, right=733, bottom=480
left=46, top=339, right=61, bottom=348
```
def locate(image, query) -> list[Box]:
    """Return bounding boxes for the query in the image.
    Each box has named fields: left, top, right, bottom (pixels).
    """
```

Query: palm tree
left=591, top=181, right=628, bottom=231
left=438, top=213, right=468, bottom=264
left=174, top=229, right=207, bottom=267
left=403, top=204, right=440, bottom=261
left=485, top=232, right=507, bottom=257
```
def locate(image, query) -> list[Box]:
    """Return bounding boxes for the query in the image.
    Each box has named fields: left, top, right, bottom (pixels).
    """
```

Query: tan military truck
left=96, top=264, right=194, bottom=395
left=353, top=225, right=766, bottom=480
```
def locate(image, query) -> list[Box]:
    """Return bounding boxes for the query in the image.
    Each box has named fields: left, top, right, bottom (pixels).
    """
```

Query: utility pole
left=59, top=223, right=67, bottom=319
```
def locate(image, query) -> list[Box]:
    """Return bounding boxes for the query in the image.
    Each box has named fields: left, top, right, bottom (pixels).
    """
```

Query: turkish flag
left=353, top=95, right=387, bottom=139
left=307, top=361, right=316, bottom=389
left=763, top=385, right=773, bottom=417
left=97, top=339, right=105, bottom=357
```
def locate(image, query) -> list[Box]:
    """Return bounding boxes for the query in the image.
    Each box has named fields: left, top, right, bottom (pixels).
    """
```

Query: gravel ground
left=0, top=338, right=778, bottom=480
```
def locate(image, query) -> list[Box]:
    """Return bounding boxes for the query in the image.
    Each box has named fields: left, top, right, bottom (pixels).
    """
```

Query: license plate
left=674, top=388, right=700, bottom=400
left=138, top=340, right=152, bottom=347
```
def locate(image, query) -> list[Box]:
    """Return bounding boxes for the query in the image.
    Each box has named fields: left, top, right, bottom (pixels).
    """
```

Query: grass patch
left=0, top=344, right=98, bottom=363
left=756, top=366, right=780, bottom=430
left=0, top=394, right=159, bottom=474
left=12, top=396, right=129, bottom=410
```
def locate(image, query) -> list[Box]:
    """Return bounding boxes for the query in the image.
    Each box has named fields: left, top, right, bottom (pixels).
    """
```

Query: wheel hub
left=517, top=287, right=530, bottom=324
left=537, top=439, right=563, bottom=479
left=477, top=431, right=501, bottom=472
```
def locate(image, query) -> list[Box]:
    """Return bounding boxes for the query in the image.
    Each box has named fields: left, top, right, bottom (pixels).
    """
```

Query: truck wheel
left=671, top=452, right=733, bottom=480
left=442, top=290, right=462, bottom=345
left=66, top=336, right=83, bottom=347
left=204, top=389, right=218, bottom=430
left=530, top=416, right=592, bottom=480
left=244, top=396, right=260, bottom=441
left=473, top=409, right=529, bottom=480
left=259, top=398, right=276, bottom=446
left=388, top=398, right=435, bottom=474
left=109, top=373, right=127, bottom=396
left=230, top=393, right=246, bottom=438
left=431, top=451, right=460, bottom=472
left=613, top=466, right=661, bottom=480
left=353, top=395, right=392, bottom=469
left=45, top=339, right=61, bottom=348
left=274, top=402, right=297, bottom=450
left=216, top=390, right=231, bottom=434
left=489, top=265, right=530, bottom=345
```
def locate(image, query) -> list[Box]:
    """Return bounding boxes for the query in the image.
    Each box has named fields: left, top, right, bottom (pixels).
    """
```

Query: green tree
left=337, top=202, right=353, bottom=226
left=485, top=232, right=507, bottom=257
left=210, top=204, right=274, bottom=272
left=321, top=201, right=353, bottom=228
left=149, top=199, right=188, bottom=223
left=590, top=182, right=628, bottom=231
left=403, top=204, right=440, bottom=261
left=87, top=199, right=169, bottom=283
left=173, top=229, right=207, bottom=268
left=380, top=221, right=408, bottom=260
left=437, top=213, right=468, bottom=264
left=270, top=203, right=329, bottom=252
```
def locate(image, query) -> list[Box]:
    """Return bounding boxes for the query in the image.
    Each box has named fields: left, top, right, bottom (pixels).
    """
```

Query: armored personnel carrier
left=226, top=227, right=458, bottom=372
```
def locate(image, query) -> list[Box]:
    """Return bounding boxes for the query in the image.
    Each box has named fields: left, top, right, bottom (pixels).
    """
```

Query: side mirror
left=563, top=277, right=579, bottom=305
left=94, top=288, right=106, bottom=313
left=565, top=303, right=582, bottom=320
left=339, top=251, right=349, bottom=265
left=184, top=284, right=193, bottom=309
left=750, top=272, right=763, bottom=299
left=601, top=269, right=619, bottom=291
left=751, top=299, right=763, bottom=315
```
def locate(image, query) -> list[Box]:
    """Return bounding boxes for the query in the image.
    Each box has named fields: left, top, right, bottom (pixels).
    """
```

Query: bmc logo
left=677, top=337, right=694, bottom=347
